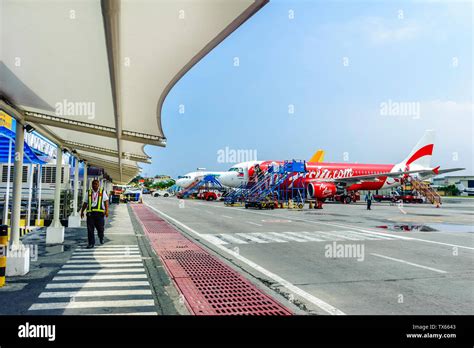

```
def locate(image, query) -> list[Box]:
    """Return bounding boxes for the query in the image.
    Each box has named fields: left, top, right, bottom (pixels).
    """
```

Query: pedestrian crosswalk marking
left=66, top=259, right=142, bottom=264
left=29, top=299, right=156, bottom=310
left=59, top=268, right=145, bottom=274
left=216, top=234, right=248, bottom=244
left=236, top=233, right=269, bottom=243
left=73, top=251, right=140, bottom=254
left=45, top=280, right=150, bottom=289
left=95, top=312, right=158, bottom=315
left=39, top=289, right=152, bottom=298
left=268, top=232, right=308, bottom=242
left=78, top=245, right=139, bottom=248
left=70, top=256, right=142, bottom=260
left=62, top=263, right=143, bottom=268
left=288, top=232, right=325, bottom=242
left=28, top=243, right=157, bottom=315
left=252, top=232, right=287, bottom=243
left=202, top=231, right=396, bottom=245
left=53, top=274, right=148, bottom=281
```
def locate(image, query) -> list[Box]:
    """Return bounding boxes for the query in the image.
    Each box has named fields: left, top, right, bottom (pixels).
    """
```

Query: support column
left=2, top=139, right=12, bottom=224
left=6, top=122, right=30, bottom=276
left=68, top=157, right=81, bottom=227
left=36, top=165, right=43, bottom=226
left=46, top=148, right=64, bottom=244
left=26, top=164, right=34, bottom=228
left=82, top=163, right=88, bottom=203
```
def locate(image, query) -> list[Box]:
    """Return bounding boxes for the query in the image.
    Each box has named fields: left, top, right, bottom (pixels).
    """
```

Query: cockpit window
left=228, top=167, right=243, bottom=173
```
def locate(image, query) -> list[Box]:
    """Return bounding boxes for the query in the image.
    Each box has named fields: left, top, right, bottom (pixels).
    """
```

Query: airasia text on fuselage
left=305, top=167, right=354, bottom=179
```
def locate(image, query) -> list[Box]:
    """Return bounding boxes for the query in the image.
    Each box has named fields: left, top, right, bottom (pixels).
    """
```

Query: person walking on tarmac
left=80, top=179, right=109, bottom=248
left=365, top=191, right=374, bottom=210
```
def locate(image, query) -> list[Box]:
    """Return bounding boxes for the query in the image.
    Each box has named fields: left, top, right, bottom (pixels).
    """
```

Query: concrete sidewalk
left=0, top=204, right=164, bottom=315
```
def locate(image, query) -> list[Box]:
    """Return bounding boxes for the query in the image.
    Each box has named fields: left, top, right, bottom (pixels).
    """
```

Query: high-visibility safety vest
left=87, top=188, right=105, bottom=213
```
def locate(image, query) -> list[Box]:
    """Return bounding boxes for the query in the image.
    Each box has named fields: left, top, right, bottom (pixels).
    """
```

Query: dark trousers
left=367, top=200, right=372, bottom=210
left=86, top=212, right=105, bottom=245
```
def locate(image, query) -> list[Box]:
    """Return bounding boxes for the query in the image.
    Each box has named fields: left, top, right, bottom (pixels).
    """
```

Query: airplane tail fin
left=400, top=130, right=435, bottom=169
left=309, top=149, right=325, bottom=163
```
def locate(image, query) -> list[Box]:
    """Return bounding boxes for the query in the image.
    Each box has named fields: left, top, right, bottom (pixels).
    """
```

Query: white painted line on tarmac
left=266, top=232, right=306, bottom=242
left=73, top=251, right=140, bottom=255
left=46, top=281, right=150, bottom=289
left=246, top=221, right=263, bottom=227
left=66, top=259, right=142, bottom=264
left=199, top=234, right=228, bottom=245
left=218, top=234, right=248, bottom=244
left=59, top=268, right=145, bottom=274
left=201, top=204, right=474, bottom=251
left=78, top=245, right=139, bottom=248
left=62, top=264, right=143, bottom=268
left=93, top=312, right=158, bottom=315
left=252, top=232, right=287, bottom=243
left=288, top=232, right=325, bottom=242
left=53, top=274, right=148, bottom=281
left=29, top=299, right=155, bottom=310
left=236, top=233, right=269, bottom=243
left=71, top=256, right=142, bottom=259
left=75, top=247, right=140, bottom=251
left=340, top=230, right=393, bottom=240
left=221, top=215, right=233, bottom=219
left=370, top=253, right=447, bottom=274
left=39, top=289, right=153, bottom=298
left=145, top=203, right=345, bottom=315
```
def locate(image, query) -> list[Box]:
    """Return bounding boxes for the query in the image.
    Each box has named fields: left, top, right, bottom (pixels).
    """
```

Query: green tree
left=439, top=185, right=460, bottom=196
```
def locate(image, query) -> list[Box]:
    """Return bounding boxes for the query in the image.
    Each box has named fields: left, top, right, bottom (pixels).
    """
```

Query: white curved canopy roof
left=0, top=0, right=267, bottom=183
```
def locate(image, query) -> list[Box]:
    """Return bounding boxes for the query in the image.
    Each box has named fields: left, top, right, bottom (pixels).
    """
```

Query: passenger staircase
left=224, top=182, right=251, bottom=205
left=245, top=160, right=307, bottom=205
left=224, top=170, right=271, bottom=204
left=411, top=178, right=441, bottom=207
left=179, top=175, right=223, bottom=199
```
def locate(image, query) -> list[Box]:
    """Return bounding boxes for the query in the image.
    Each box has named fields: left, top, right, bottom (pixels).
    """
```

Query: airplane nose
left=220, top=172, right=237, bottom=187
left=218, top=174, right=229, bottom=186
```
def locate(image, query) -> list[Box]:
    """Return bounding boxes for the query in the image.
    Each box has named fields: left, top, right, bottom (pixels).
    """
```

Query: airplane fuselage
left=247, top=161, right=398, bottom=192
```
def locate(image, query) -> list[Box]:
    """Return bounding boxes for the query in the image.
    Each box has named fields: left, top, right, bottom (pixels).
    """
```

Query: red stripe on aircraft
left=406, top=144, right=433, bottom=165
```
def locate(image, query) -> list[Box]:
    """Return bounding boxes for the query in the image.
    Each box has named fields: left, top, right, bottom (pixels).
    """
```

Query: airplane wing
left=309, top=149, right=324, bottom=162
left=424, top=167, right=464, bottom=176
left=308, top=169, right=429, bottom=185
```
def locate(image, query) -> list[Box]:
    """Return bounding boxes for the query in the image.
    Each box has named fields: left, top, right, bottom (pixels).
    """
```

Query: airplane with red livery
left=219, top=131, right=463, bottom=206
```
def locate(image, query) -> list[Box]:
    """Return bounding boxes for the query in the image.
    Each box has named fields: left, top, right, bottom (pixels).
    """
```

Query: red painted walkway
left=131, top=204, right=292, bottom=315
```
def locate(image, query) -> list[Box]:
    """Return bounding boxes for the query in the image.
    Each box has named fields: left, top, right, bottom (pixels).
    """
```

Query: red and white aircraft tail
left=392, top=130, right=461, bottom=179
left=399, top=130, right=435, bottom=169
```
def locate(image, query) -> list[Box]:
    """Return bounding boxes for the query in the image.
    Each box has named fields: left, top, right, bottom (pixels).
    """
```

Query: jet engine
left=307, top=182, right=337, bottom=199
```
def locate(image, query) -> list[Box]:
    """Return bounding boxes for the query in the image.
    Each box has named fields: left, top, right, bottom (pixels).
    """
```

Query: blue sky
left=141, top=0, right=473, bottom=178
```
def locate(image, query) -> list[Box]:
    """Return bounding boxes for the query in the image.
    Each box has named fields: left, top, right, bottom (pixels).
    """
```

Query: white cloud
left=360, top=17, right=421, bottom=44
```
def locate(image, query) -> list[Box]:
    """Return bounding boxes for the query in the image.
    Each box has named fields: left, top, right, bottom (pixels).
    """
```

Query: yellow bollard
left=0, top=225, right=8, bottom=287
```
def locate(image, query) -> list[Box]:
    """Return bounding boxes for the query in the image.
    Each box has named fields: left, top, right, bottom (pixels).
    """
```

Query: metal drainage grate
left=131, top=204, right=292, bottom=316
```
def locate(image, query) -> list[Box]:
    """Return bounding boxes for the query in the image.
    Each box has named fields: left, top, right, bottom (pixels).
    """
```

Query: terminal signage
left=24, top=132, right=57, bottom=159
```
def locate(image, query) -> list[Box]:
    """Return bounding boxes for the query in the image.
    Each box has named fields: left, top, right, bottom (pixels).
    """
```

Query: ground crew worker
left=80, top=179, right=109, bottom=248
left=365, top=191, right=373, bottom=210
